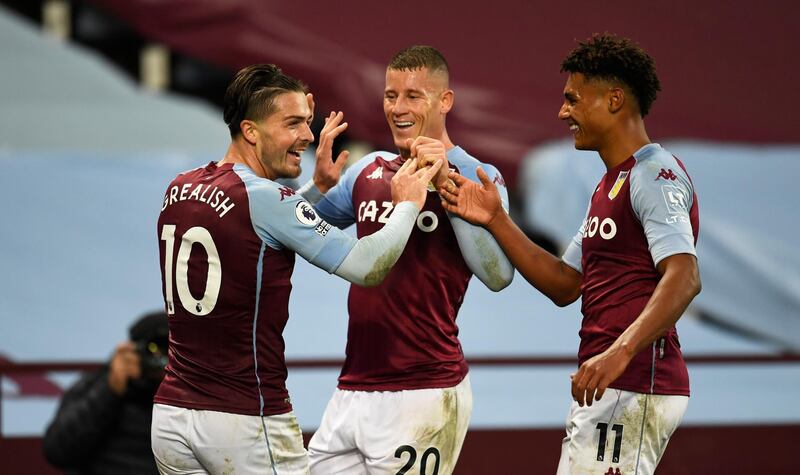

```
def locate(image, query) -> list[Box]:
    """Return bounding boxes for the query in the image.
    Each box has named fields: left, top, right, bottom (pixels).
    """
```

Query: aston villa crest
left=608, top=171, right=630, bottom=200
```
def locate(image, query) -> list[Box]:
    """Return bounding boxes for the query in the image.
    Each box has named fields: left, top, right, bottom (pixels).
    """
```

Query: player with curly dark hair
left=561, top=33, right=661, bottom=117
left=440, top=34, right=701, bottom=474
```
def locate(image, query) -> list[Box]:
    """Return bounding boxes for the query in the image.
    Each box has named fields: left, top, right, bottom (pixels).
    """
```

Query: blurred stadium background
left=1, top=1, right=798, bottom=473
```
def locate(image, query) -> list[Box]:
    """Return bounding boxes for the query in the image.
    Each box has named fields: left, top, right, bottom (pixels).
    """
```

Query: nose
left=302, top=122, right=314, bottom=143
left=392, top=96, right=408, bottom=116
left=558, top=102, right=569, bottom=120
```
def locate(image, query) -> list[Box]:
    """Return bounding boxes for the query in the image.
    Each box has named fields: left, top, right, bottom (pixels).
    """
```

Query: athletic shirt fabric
left=315, top=147, right=509, bottom=391
left=155, top=162, right=354, bottom=416
left=562, top=143, right=699, bottom=396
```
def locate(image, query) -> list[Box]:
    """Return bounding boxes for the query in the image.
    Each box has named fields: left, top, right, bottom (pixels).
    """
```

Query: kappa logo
left=366, top=166, right=383, bottom=180
left=655, top=168, right=677, bottom=181
left=279, top=186, right=296, bottom=201
left=294, top=201, right=319, bottom=226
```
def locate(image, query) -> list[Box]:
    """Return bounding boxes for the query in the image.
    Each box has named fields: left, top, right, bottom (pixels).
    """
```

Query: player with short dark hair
left=151, top=63, right=441, bottom=475
left=222, top=64, right=311, bottom=137
left=306, top=45, right=514, bottom=475
left=440, top=34, right=700, bottom=475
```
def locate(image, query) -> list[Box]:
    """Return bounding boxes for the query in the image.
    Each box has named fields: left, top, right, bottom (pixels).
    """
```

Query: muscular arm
left=570, top=253, right=700, bottom=405
left=450, top=215, right=514, bottom=291
left=334, top=201, right=419, bottom=286
left=486, top=211, right=581, bottom=304
left=615, top=254, right=700, bottom=357
left=440, top=167, right=581, bottom=304
left=335, top=160, right=441, bottom=286
left=412, top=139, right=513, bottom=290
left=262, top=159, right=438, bottom=287
left=447, top=169, right=513, bottom=291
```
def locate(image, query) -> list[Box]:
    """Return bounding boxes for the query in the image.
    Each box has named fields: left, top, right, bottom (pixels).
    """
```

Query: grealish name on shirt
left=161, top=183, right=235, bottom=218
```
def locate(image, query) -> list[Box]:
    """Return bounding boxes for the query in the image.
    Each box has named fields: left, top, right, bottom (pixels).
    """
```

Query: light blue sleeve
left=630, top=155, right=697, bottom=266
left=314, top=153, right=384, bottom=228
left=562, top=201, right=589, bottom=274
left=236, top=167, right=356, bottom=273
left=296, top=180, right=324, bottom=204
left=448, top=149, right=514, bottom=291
left=457, top=161, right=510, bottom=212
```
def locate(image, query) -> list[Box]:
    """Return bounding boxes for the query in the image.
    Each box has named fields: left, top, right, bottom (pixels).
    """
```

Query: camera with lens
left=128, top=312, right=169, bottom=388
left=135, top=336, right=169, bottom=380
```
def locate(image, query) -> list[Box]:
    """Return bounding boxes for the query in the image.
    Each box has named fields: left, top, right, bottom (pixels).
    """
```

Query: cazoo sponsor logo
left=582, top=216, right=617, bottom=240
left=357, top=200, right=439, bottom=233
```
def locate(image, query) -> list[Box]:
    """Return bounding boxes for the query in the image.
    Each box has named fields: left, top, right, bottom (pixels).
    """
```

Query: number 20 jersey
left=562, top=143, right=699, bottom=396
left=155, top=162, right=353, bottom=416
left=315, top=146, right=508, bottom=391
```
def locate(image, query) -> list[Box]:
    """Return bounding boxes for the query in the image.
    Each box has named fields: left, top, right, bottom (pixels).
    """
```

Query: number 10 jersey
left=155, top=162, right=353, bottom=416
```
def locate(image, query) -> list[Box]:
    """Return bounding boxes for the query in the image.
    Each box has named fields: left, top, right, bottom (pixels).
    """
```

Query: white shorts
left=151, top=403, right=309, bottom=475
left=556, top=389, right=688, bottom=475
left=308, top=375, right=472, bottom=475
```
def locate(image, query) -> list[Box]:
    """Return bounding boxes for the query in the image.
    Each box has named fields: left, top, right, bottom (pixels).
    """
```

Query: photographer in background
left=43, top=311, right=168, bottom=475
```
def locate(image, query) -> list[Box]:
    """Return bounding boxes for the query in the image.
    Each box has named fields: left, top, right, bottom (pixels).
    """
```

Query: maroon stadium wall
left=2, top=359, right=799, bottom=473
left=84, top=0, right=799, bottom=183
left=2, top=426, right=798, bottom=475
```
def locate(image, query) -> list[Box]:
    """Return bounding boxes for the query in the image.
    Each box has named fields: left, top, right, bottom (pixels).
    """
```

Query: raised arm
left=440, top=167, right=581, bottom=304
left=252, top=159, right=442, bottom=287
left=411, top=137, right=513, bottom=291
left=297, top=108, right=350, bottom=204
left=333, top=159, right=442, bottom=285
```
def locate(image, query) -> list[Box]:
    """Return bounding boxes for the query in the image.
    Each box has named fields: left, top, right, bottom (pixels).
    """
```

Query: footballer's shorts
left=151, top=403, right=308, bottom=475
left=556, top=389, right=688, bottom=475
left=308, top=375, right=472, bottom=475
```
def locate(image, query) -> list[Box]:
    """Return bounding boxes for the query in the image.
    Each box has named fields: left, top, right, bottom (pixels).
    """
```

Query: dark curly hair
left=561, top=34, right=660, bottom=117
left=223, top=64, right=308, bottom=137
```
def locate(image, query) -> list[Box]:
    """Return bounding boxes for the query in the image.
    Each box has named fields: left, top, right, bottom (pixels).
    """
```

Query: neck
left=597, top=117, right=650, bottom=170
left=220, top=138, right=271, bottom=179
left=440, top=130, right=455, bottom=151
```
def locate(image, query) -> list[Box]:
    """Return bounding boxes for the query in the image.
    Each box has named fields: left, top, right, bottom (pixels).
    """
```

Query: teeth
left=569, top=125, right=579, bottom=132
left=395, top=122, right=414, bottom=127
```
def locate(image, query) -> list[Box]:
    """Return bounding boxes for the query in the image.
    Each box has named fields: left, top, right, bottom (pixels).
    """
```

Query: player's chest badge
left=608, top=170, right=629, bottom=200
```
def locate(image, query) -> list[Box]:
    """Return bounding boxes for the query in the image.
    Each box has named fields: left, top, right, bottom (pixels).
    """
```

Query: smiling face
left=557, top=72, right=615, bottom=152
left=250, top=91, right=313, bottom=180
left=384, top=67, right=452, bottom=157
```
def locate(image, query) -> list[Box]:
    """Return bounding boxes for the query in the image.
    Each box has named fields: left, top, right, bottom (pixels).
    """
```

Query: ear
left=240, top=120, right=258, bottom=145
left=608, top=87, right=624, bottom=114
left=441, top=89, right=454, bottom=114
